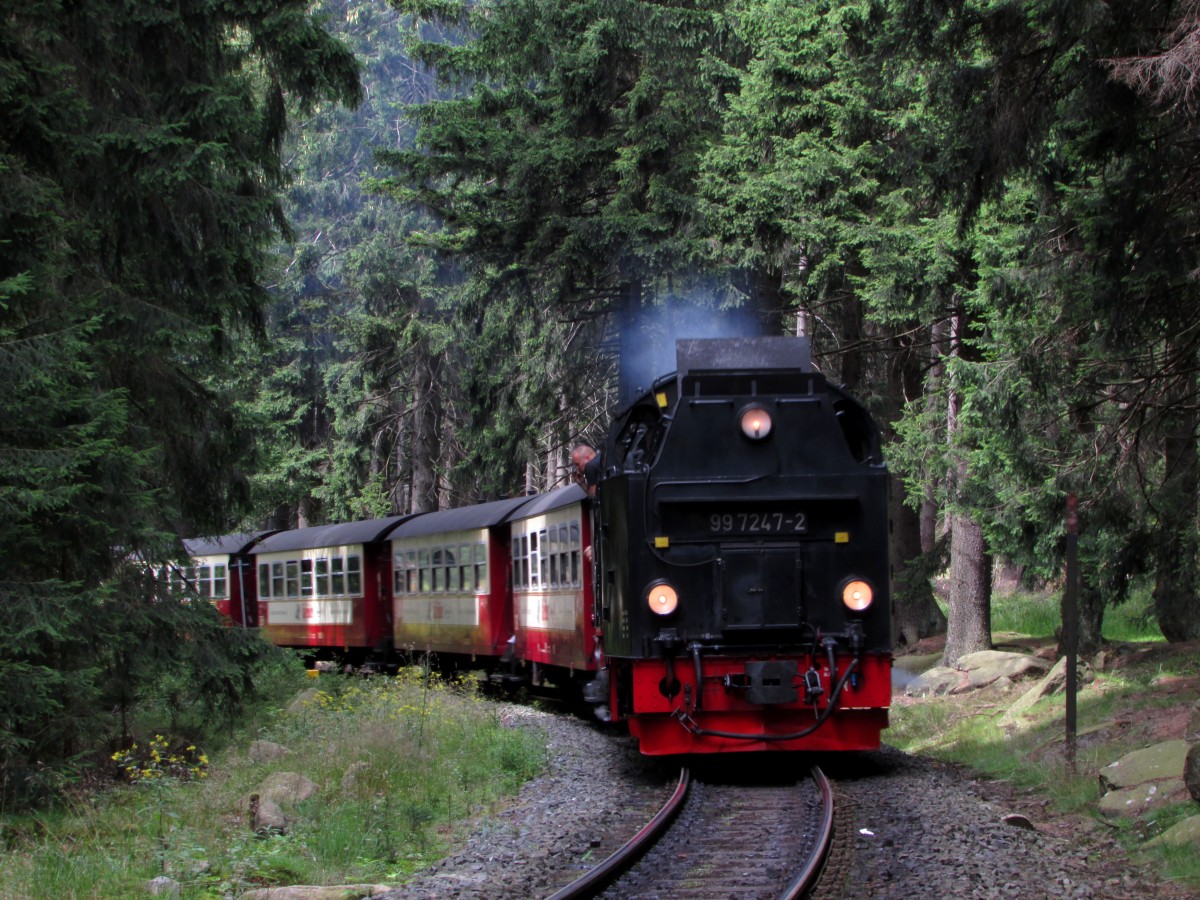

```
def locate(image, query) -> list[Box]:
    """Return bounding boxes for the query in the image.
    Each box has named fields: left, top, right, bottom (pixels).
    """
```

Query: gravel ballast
left=367, top=708, right=1184, bottom=900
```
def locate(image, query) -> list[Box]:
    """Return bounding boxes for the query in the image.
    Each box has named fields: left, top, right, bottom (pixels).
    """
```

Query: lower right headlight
left=841, top=579, right=874, bottom=612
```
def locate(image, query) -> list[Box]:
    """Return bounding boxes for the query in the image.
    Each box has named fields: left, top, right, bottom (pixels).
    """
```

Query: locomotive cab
left=595, top=337, right=892, bottom=754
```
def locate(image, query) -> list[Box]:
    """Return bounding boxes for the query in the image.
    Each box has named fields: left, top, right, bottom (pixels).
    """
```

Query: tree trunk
left=944, top=511, right=992, bottom=666
left=942, top=308, right=991, bottom=667
left=410, top=349, right=442, bottom=514
left=884, top=323, right=946, bottom=649
left=891, top=484, right=947, bottom=649
left=1153, top=361, right=1200, bottom=641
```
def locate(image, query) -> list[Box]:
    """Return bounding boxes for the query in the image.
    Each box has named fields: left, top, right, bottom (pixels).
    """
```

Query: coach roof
left=389, top=494, right=539, bottom=539
left=185, top=531, right=277, bottom=557
left=251, top=515, right=417, bottom=554
left=507, top=484, right=586, bottom=519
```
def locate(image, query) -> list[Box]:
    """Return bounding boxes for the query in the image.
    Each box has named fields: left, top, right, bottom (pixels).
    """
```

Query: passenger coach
left=251, top=516, right=415, bottom=659
left=181, top=532, right=275, bottom=627
left=507, top=484, right=601, bottom=694
left=390, top=495, right=536, bottom=669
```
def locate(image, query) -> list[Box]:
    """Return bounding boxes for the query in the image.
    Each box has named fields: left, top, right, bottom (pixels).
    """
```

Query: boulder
left=956, top=650, right=1052, bottom=689
left=252, top=795, right=289, bottom=836
left=1098, top=779, right=1187, bottom=818
left=341, top=761, right=370, bottom=790
left=1186, top=699, right=1200, bottom=743
left=904, top=666, right=963, bottom=697
left=1145, top=815, right=1200, bottom=849
left=287, top=688, right=322, bottom=715
left=147, top=876, right=181, bottom=898
left=237, top=886, right=391, bottom=900
left=259, top=771, right=318, bottom=805
left=1099, top=740, right=1191, bottom=791
left=1186, top=742, right=1200, bottom=801
left=249, top=740, right=290, bottom=763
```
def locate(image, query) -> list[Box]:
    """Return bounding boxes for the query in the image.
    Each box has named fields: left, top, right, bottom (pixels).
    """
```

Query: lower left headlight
left=646, top=581, right=679, bottom=616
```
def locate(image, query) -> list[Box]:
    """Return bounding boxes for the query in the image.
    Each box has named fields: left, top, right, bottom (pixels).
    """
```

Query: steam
left=621, top=294, right=760, bottom=401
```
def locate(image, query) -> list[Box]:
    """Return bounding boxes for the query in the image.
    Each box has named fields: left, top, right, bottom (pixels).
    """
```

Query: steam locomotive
left=179, top=336, right=892, bottom=755
left=589, top=337, right=891, bottom=753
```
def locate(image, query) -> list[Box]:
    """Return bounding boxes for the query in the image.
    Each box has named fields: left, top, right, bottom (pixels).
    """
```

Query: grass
left=0, top=665, right=545, bottom=899
left=889, top=582, right=1200, bottom=892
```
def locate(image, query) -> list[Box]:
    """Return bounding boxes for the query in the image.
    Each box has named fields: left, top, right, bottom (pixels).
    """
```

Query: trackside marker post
left=1065, top=493, right=1079, bottom=774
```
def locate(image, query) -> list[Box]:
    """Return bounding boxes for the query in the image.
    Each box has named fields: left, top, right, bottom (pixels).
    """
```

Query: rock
left=1187, top=699, right=1200, bottom=743
left=1002, top=813, right=1036, bottom=830
left=249, top=740, right=290, bottom=763
left=252, top=796, right=289, bottom=835
left=1185, top=742, right=1200, bottom=801
left=904, top=666, right=963, bottom=697
left=955, top=650, right=1052, bottom=689
left=287, top=688, right=322, bottom=715
left=1145, top=815, right=1200, bottom=849
left=1000, top=657, right=1071, bottom=727
left=1099, top=739, right=1191, bottom=791
left=259, top=771, right=318, bottom=805
left=147, top=876, right=181, bottom=898
left=1098, top=779, right=1187, bottom=818
left=237, top=886, right=392, bottom=900
left=342, top=761, right=370, bottom=790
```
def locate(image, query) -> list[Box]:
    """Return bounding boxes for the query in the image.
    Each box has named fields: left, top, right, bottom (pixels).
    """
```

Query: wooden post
left=1064, top=493, right=1079, bottom=774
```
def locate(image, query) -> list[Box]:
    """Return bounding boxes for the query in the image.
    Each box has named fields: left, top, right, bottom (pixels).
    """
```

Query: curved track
left=546, top=765, right=834, bottom=900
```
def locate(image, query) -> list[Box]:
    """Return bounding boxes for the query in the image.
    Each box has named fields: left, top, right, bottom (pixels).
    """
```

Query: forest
left=4, top=0, right=1200, bottom=805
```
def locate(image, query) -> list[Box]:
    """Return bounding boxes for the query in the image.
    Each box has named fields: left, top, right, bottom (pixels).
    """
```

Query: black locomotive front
left=593, top=336, right=892, bottom=754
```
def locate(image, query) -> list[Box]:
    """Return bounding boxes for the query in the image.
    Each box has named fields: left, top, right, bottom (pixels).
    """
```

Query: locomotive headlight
left=646, top=581, right=679, bottom=616
left=738, top=405, right=773, bottom=440
left=841, top=579, right=874, bottom=612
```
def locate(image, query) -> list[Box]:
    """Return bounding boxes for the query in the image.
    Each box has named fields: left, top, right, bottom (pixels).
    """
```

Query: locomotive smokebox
left=675, top=336, right=812, bottom=376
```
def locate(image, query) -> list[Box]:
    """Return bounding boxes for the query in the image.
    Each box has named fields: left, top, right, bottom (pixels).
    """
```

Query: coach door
left=718, top=545, right=803, bottom=632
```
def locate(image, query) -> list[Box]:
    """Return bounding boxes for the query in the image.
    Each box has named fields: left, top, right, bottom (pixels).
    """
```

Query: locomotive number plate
left=709, top=511, right=808, bottom=534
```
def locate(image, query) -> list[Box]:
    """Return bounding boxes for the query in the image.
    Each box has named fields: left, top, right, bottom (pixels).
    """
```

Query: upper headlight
left=739, top=405, right=773, bottom=440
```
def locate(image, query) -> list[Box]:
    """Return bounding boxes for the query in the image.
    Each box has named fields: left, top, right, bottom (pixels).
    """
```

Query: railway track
left=547, top=764, right=834, bottom=900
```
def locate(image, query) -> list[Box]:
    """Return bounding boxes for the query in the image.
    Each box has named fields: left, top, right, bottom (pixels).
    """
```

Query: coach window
left=331, top=557, right=345, bottom=595
left=519, top=535, right=530, bottom=588
left=570, top=521, right=581, bottom=587
left=347, top=556, right=361, bottom=594
left=398, top=554, right=412, bottom=595
left=213, top=564, right=228, bottom=599
left=446, top=547, right=460, bottom=592
left=432, top=549, right=446, bottom=592
left=458, top=543, right=472, bottom=591
left=196, top=566, right=211, bottom=599
left=538, top=529, right=549, bottom=588
left=475, top=543, right=487, bottom=592
left=405, top=550, right=417, bottom=592
left=300, top=559, right=313, bottom=597
left=285, top=560, right=300, bottom=598
left=548, top=528, right=559, bottom=587
left=558, top=524, right=569, bottom=589
left=272, top=562, right=285, bottom=598
left=258, top=563, right=270, bottom=598
left=315, top=558, right=330, bottom=597
left=419, top=549, right=431, bottom=593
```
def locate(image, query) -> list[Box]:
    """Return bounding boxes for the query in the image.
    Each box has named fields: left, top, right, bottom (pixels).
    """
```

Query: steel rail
left=544, top=767, right=691, bottom=900
left=779, top=765, right=835, bottom=899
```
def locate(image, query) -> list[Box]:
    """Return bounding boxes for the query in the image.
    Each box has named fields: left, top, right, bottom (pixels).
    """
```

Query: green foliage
left=0, top=670, right=546, bottom=897
left=0, top=0, right=360, bottom=805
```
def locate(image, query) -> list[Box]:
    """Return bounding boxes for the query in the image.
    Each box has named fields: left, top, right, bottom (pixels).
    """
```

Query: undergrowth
left=0, top=665, right=545, bottom=898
